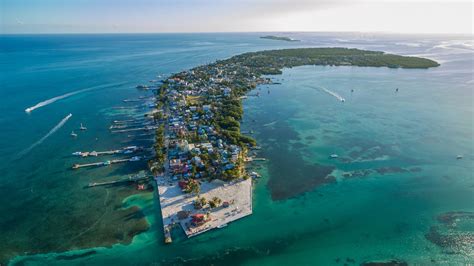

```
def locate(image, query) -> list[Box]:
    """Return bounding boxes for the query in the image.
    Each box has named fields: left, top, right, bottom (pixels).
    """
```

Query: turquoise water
left=1, top=33, right=473, bottom=265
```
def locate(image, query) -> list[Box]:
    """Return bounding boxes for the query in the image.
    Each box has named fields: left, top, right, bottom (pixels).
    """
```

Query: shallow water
left=1, top=33, right=472, bottom=265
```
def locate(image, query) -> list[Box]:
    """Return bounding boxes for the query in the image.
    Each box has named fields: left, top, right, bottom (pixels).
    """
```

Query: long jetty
left=244, top=157, right=266, bottom=162
left=112, top=126, right=158, bottom=133
left=110, top=122, right=154, bottom=130
left=72, top=146, right=143, bottom=157
left=72, top=157, right=140, bottom=169
left=87, top=174, right=151, bottom=188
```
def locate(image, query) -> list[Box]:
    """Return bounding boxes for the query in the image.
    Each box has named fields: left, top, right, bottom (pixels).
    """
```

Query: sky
left=0, top=0, right=472, bottom=34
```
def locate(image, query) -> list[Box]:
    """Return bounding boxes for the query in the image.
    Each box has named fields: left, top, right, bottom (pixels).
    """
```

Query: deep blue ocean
left=0, top=33, right=473, bottom=265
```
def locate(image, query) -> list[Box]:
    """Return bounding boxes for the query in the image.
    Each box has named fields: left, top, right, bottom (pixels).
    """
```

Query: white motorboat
left=217, top=223, right=228, bottom=229
left=129, top=156, right=141, bottom=162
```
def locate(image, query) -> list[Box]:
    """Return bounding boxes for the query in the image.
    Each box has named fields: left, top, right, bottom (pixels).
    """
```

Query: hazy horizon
left=1, top=0, right=472, bottom=35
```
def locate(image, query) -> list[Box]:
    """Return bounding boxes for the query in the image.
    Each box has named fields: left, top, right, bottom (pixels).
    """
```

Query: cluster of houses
left=155, top=55, right=267, bottom=240
left=162, top=70, right=251, bottom=187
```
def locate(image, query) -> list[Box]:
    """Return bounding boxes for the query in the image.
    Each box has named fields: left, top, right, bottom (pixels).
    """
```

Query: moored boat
left=217, top=223, right=228, bottom=229
left=129, top=156, right=141, bottom=162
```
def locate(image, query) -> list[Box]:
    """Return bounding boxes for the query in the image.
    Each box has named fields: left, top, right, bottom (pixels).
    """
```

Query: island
left=260, top=35, right=300, bottom=42
left=148, top=47, right=439, bottom=243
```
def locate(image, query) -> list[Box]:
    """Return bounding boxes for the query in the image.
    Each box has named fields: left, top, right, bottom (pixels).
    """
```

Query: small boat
left=71, top=131, right=78, bottom=137
left=217, top=223, right=228, bottom=229
left=340, top=98, right=345, bottom=103
left=110, top=125, right=126, bottom=130
left=250, top=171, right=261, bottom=178
left=456, top=155, right=463, bottom=160
left=136, top=84, right=149, bottom=90
left=329, top=154, right=338, bottom=159
left=72, top=151, right=82, bottom=156
left=129, top=156, right=141, bottom=162
left=79, top=123, right=87, bottom=130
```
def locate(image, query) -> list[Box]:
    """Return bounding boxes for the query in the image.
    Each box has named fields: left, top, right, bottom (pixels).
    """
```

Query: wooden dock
left=72, top=146, right=143, bottom=157
left=112, top=126, right=158, bottom=133
left=72, top=158, right=139, bottom=169
left=110, top=122, right=154, bottom=130
left=244, top=157, right=266, bottom=162
left=87, top=174, right=151, bottom=188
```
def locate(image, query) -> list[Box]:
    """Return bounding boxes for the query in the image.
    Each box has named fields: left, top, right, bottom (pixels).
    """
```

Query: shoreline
left=151, top=47, right=439, bottom=242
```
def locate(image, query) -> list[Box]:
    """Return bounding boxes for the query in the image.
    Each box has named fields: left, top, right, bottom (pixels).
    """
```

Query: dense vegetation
left=220, top=47, right=439, bottom=75
left=148, top=125, right=165, bottom=175
left=212, top=98, right=257, bottom=147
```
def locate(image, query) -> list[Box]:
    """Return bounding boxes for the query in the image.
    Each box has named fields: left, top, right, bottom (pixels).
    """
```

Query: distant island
left=260, top=35, right=300, bottom=42
left=150, top=47, right=439, bottom=243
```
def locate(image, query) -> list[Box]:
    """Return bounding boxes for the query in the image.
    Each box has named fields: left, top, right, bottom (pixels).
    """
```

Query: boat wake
left=25, top=83, right=125, bottom=113
left=309, top=86, right=346, bottom=102
left=263, top=120, right=277, bottom=127
left=17, top=114, right=73, bottom=158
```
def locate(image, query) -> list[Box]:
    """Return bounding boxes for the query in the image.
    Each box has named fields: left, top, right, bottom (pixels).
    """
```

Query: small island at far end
left=260, top=35, right=300, bottom=42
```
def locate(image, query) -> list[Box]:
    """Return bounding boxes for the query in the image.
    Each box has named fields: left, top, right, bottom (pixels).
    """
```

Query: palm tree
left=209, top=196, right=222, bottom=208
